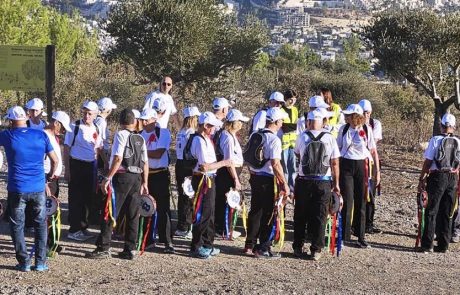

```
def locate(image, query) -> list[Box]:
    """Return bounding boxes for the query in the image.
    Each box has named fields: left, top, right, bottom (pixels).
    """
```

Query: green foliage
left=0, top=0, right=98, bottom=71
left=343, top=34, right=370, bottom=73
left=104, top=0, right=269, bottom=83
left=272, top=44, right=319, bottom=71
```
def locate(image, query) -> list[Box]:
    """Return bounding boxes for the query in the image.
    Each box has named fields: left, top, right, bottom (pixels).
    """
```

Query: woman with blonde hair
left=337, top=104, right=380, bottom=249
left=174, top=106, right=201, bottom=238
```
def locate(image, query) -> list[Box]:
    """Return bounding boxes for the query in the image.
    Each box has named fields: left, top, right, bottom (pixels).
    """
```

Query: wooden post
left=45, top=45, right=55, bottom=117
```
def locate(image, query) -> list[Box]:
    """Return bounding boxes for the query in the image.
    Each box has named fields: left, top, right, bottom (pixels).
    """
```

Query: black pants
left=148, top=169, right=173, bottom=246
left=366, top=178, right=377, bottom=229
left=215, top=167, right=242, bottom=235
left=96, top=173, right=141, bottom=251
left=191, top=174, right=216, bottom=251
left=245, top=174, right=275, bottom=252
left=422, top=172, right=458, bottom=250
left=340, top=158, right=366, bottom=241
left=175, top=160, right=193, bottom=232
left=68, top=158, right=97, bottom=233
left=293, top=178, right=331, bottom=252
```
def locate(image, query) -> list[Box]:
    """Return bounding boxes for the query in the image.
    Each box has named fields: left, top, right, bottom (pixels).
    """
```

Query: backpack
left=182, top=133, right=205, bottom=171
left=434, top=134, right=460, bottom=172
left=71, top=120, right=100, bottom=147
left=213, top=128, right=224, bottom=161
left=121, top=131, right=145, bottom=173
left=243, top=129, right=271, bottom=169
left=26, top=119, right=46, bottom=128
left=301, top=131, right=330, bottom=176
left=342, top=123, right=369, bottom=139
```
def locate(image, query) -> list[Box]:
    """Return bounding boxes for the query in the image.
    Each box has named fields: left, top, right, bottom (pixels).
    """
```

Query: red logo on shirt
left=148, top=133, right=157, bottom=144
left=359, top=130, right=366, bottom=138
left=93, top=132, right=98, bottom=141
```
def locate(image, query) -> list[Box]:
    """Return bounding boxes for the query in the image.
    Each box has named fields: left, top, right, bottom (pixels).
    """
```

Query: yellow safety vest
left=328, top=103, right=341, bottom=138
left=281, top=106, right=299, bottom=149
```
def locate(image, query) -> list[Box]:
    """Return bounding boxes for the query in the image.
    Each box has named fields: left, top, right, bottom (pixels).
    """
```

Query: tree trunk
left=433, top=99, right=448, bottom=136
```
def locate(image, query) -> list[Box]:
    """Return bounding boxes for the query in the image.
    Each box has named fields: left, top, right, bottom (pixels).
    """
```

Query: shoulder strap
left=370, top=118, right=375, bottom=129
left=341, top=123, right=350, bottom=138
left=306, top=131, right=326, bottom=142
left=71, top=120, right=81, bottom=147
left=155, top=126, right=161, bottom=139
left=363, top=124, right=369, bottom=138
left=26, top=120, right=30, bottom=127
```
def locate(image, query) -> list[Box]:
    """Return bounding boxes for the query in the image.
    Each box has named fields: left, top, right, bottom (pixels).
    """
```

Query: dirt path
left=1, top=144, right=459, bottom=294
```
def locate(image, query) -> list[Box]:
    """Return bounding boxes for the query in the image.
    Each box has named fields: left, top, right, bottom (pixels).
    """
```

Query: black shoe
left=118, top=250, right=136, bottom=260
left=85, top=249, right=111, bottom=259
left=293, top=247, right=303, bottom=258
left=434, top=246, right=449, bottom=253
left=356, top=240, right=371, bottom=249
left=417, top=247, right=434, bottom=254
left=366, top=227, right=382, bottom=234
left=164, top=245, right=176, bottom=254
left=255, top=250, right=281, bottom=259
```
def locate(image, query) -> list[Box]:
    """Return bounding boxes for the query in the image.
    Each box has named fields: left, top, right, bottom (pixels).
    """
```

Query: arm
left=226, top=164, right=241, bottom=191
left=147, top=148, right=166, bottom=159
left=141, top=160, right=149, bottom=195
left=200, top=159, right=232, bottom=172
left=271, top=158, right=289, bottom=196
left=63, top=145, right=71, bottom=182
left=331, top=158, right=340, bottom=194
left=101, top=155, right=123, bottom=195
left=371, top=147, right=381, bottom=186
left=418, top=159, right=432, bottom=192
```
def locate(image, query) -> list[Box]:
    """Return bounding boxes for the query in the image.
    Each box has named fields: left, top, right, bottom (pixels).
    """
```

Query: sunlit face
left=234, top=120, right=243, bottom=132
left=53, top=120, right=63, bottom=135
left=285, top=97, right=296, bottom=107
left=363, top=111, right=371, bottom=123
left=141, top=117, right=156, bottom=127
left=204, top=124, right=215, bottom=136
left=28, top=109, right=42, bottom=119
left=269, top=100, right=282, bottom=108
left=82, top=108, right=97, bottom=125
left=160, top=77, right=173, bottom=94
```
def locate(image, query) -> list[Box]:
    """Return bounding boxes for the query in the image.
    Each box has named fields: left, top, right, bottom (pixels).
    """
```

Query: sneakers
left=231, top=231, right=242, bottom=239
left=81, top=229, right=94, bottom=237
left=85, top=249, right=111, bottom=259
left=418, top=247, right=434, bottom=254
left=434, top=246, right=449, bottom=253
left=254, top=250, right=281, bottom=259
left=67, top=230, right=92, bottom=242
left=32, top=264, right=49, bottom=272
left=118, top=250, right=136, bottom=260
left=174, top=229, right=189, bottom=237
left=356, top=240, right=371, bottom=249
left=242, top=247, right=254, bottom=256
left=164, top=245, right=176, bottom=254
left=210, top=247, right=220, bottom=256
left=310, top=251, right=322, bottom=261
left=293, top=247, right=303, bottom=258
left=15, top=263, right=31, bottom=272
left=366, top=227, right=382, bottom=234
left=191, top=247, right=212, bottom=259
left=451, top=235, right=460, bottom=243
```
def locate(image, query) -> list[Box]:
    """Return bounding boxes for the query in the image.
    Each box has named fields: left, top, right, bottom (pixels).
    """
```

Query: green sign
left=0, top=45, right=46, bottom=92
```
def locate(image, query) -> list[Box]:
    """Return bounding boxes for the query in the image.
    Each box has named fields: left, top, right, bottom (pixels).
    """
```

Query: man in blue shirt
left=0, top=106, right=58, bottom=272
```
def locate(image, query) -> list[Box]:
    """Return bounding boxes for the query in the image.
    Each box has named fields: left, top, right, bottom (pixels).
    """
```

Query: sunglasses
left=162, top=82, right=172, bottom=86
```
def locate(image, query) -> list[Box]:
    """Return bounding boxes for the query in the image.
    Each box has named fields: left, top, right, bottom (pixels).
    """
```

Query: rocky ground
left=1, top=144, right=460, bottom=294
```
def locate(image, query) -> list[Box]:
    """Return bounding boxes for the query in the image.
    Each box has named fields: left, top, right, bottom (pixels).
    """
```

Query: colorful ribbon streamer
left=47, top=207, right=61, bottom=258
left=337, top=212, right=343, bottom=257
left=192, top=175, right=211, bottom=224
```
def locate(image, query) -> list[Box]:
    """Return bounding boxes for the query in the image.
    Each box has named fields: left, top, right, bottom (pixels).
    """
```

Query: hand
left=282, top=182, right=290, bottom=196
left=225, top=159, right=234, bottom=167
left=234, top=180, right=242, bottom=191
left=333, top=184, right=340, bottom=195
left=418, top=179, right=426, bottom=193
left=141, top=183, right=149, bottom=195
left=45, top=183, right=52, bottom=197
left=375, top=171, right=381, bottom=187
left=101, top=178, right=110, bottom=195
left=199, top=163, right=210, bottom=172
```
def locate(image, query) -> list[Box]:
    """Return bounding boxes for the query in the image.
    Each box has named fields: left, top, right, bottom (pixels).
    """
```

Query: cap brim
left=63, top=123, right=72, bottom=132
left=207, top=118, right=223, bottom=127
left=341, top=110, right=354, bottom=115
left=111, top=103, right=117, bottom=109
left=240, top=116, right=250, bottom=122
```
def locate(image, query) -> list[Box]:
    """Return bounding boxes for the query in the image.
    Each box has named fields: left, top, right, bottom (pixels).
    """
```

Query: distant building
left=277, top=6, right=310, bottom=27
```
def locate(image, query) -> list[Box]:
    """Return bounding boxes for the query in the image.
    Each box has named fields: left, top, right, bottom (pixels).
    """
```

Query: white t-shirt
left=424, top=135, right=460, bottom=171
left=143, top=90, right=178, bottom=129
left=190, top=134, right=217, bottom=174
left=176, top=128, right=195, bottom=160
left=251, top=109, right=267, bottom=133
left=27, top=119, right=46, bottom=130
left=44, top=130, right=63, bottom=177
left=219, top=130, right=243, bottom=166
left=94, top=116, right=111, bottom=151
left=294, top=130, right=340, bottom=177
left=370, top=118, right=383, bottom=143
left=141, top=127, right=171, bottom=169
left=110, top=129, right=148, bottom=169
left=337, top=124, right=376, bottom=161
left=64, top=120, right=102, bottom=162
left=249, top=129, right=282, bottom=176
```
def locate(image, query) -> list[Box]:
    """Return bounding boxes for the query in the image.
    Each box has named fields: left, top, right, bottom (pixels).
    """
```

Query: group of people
left=1, top=75, right=459, bottom=272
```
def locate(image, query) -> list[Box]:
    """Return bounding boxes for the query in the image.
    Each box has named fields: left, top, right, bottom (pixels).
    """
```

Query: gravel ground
left=1, top=144, right=460, bottom=294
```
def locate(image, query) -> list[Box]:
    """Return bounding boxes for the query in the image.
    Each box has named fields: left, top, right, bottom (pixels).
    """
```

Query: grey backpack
left=434, top=134, right=460, bottom=171
left=301, top=131, right=330, bottom=176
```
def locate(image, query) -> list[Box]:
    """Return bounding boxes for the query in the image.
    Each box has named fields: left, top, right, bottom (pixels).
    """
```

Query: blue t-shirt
left=0, top=127, right=53, bottom=193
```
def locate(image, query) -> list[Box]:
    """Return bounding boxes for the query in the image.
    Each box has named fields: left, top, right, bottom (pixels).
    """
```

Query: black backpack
left=26, top=119, right=47, bottom=128
left=121, top=131, right=145, bottom=174
left=434, top=134, right=460, bottom=172
left=342, top=123, right=369, bottom=139
left=301, top=131, right=330, bottom=176
left=182, top=133, right=205, bottom=171
left=213, top=128, right=225, bottom=161
left=243, top=129, right=271, bottom=169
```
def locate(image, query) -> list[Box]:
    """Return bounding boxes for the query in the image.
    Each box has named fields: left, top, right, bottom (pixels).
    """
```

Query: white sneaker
left=174, top=229, right=189, bottom=237
left=67, top=230, right=92, bottom=242
left=231, top=231, right=242, bottom=239
left=184, top=231, right=193, bottom=240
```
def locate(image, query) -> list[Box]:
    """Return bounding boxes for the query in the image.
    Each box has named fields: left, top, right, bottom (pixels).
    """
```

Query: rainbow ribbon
left=337, top=212, right=343, bottom=257
left=47, top=206, right=61, bottom=258
left=192, top=176, right=211, bottom=224
left=105, top=183, right=116, bottom=227
left=242, top=202, right=248, bottom=237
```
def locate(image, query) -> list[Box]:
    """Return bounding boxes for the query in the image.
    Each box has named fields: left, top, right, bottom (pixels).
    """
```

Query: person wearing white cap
left=174, top=106, right=201, bottom=238
left=337, top=104, right=380, bottom=249
left=132, top=109, right=143, bottom=133
left=25, top=98, right=47, bottom=130
left=251, top=91, right=285, bottom=133
left=64, top=100, right=103, bottom=241
left=138, top=107, right=175, bottom=253
left=293, top=109, right=341, bottom=261
left=297, top=95, right=332, bottom=134
left=214, top=109, right=249, bottom=239
left=95, top=97, right=118, bottom=172
left=87, top=108, right=149, bottom=260
left=212, top=97, right=231, bottom=124
left=1, top=106, right=59, bottom=272
left=244, top=107, right=290, bottom=259
left=188, top=112, right=233, bottom=259
left=358, top=99, right=383, bottom=234
left=418, top=113, right=460, bottom=253
left=320, top=88, right=345, bottom=138
left=143, top=76, right=180, bottom=130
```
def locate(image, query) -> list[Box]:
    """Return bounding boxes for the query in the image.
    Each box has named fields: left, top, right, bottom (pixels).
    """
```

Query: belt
left=429, top=170, right=458, bottom=174
left=193, top=172, right=216, bottom=178
left=297, top=175, right=332, bottom=181
left=149, top=168, right=168, bottom=174
left=250, top=171, right=274, bottom=178
left=70, top=157, right=96, bottom=163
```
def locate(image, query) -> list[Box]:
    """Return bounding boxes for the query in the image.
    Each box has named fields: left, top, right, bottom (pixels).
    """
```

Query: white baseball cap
left=308, top=95, right=329, bottom=109
left=358, top=99, right=372, bottom=112
left=183, top=106, right=201, bottom=118
left=25, top=98, right=44, bottom=110
left=342, top=104, right=364, bottom=115
left=42, top=111, right=48, bottom=117
left=82, top=100, right=98, bottom=112
left=226, top=109, right=250, bottom=122
left=442, top=113, right=456, bottom=127
left=269, top=91, right=285, bottom=103
left=132, top=109, right=141, bottom=119
left=266, top=107, right=288, bottom=122
left=317, top=108, right=334, bottom=119
left=139, top=108, right=158, bottom=120
left=307, top=109, right=325, bottom=121
left=153, top=96, right=167, bottom=113
left=213, top=97, right=231, bottom=110
left=97, top=97, right=117, bottom=111
left=52, top=111, right=72, bottom=132
left=198, top=112, right=223, bottom=127
left=7, top=106, right=27, bottom=121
